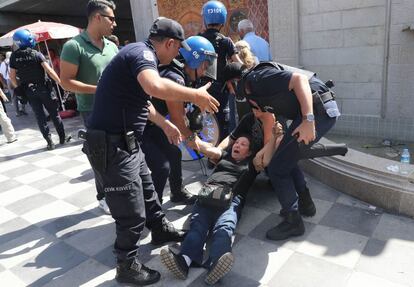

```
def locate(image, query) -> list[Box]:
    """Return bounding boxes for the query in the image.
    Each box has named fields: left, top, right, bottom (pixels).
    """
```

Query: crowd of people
left=0, top=0, right=341, bottom=286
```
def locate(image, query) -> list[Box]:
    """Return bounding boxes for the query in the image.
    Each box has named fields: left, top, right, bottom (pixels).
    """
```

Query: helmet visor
left=203, top=51, right=217, bottom=80
left=181, top=39, right=191, bottom=51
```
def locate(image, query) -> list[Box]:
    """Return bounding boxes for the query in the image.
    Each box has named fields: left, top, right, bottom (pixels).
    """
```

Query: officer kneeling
left=233, top=62, right=340, bottom=241
left=81, top=17, right=219, bottom=286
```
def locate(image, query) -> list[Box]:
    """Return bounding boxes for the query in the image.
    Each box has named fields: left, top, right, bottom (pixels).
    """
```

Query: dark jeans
left=84, top=139, right=164, bottom=262
left=267, top=110, right=337, bottom=211
left=180, top=195, right=242, bottom=267
left=141, top=125, right=183, bottom=202
left=80, top=110, right=105, bottom=201
left=25, top=84, right=64, bottom=141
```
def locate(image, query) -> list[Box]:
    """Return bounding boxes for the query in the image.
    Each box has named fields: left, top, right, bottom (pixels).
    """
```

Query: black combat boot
left=46, top=135, right=55, bottom=150
left=151, top=217, right=185, bottom=246
left=170, top=186, right=196, bottom=205
left=116, top=258, right=160, bottom=286
left=298, top=187, right=316, bottom=217
left=266, top=210, right=305, bottom=241
left=59, top=134, right=72, bottom=145
left=279, top=187, right=316, bottom=218
left=160, top=247, right=189, bottom=280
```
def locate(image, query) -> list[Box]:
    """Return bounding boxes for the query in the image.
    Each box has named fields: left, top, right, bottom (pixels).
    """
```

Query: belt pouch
left=85, top=129, right=107, bottom=171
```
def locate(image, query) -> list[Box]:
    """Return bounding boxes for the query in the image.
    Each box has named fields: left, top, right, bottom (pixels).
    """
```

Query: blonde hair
left=235, top=40, right=256, bottom=69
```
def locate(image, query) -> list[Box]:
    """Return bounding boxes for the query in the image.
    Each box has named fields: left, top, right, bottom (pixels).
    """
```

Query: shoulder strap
left=249, top=61, right=316, bottom=80
left=158, top=58, right=185, bottom=79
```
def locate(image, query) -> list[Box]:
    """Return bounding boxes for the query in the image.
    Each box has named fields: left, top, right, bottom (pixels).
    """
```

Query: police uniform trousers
left=208, top=81, right=231, bottom=141
left=141, top=124, right=183, bottom=202
left=86, top=138, right=165, bottom=262
left=80, top=110, right=105, bottom=202
left=266, top=108, right=337, bottom=212
left=25, top=83, right=64, bottom=140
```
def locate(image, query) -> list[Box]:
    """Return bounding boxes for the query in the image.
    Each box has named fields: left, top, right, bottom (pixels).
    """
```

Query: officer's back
left=88, top=42, right=154, bottom=137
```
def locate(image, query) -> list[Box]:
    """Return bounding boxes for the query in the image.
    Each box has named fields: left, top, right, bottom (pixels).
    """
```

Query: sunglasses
left=100, top=14, right=116, bottom=23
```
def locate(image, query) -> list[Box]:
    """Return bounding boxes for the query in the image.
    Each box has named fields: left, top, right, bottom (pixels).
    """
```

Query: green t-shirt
left=60, top=31, right=118, bottom=111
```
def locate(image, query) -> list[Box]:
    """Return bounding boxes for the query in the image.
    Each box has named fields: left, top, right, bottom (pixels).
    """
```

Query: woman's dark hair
left=87, top=0, right=116, bottom=19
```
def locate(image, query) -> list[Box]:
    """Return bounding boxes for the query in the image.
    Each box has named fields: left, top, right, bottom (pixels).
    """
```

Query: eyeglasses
left=99, top=14, right=116, bottom=23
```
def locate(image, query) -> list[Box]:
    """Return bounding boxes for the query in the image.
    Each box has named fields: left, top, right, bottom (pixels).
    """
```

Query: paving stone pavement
left=1, top=107, right=414, bottom=287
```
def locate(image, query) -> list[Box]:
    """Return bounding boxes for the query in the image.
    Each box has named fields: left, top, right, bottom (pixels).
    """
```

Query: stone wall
left=268, top=0, right=414, bottom=141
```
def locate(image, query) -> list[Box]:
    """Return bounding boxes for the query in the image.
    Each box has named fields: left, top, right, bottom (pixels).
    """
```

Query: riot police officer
left=83, top=17, right=219, bottom=286
left=142, top=35, right=218, bottom=204
left=237, top=62, right=339, bottom=240
left=9, top=29, right=68, bottom=150
left=200, top=0, right=242, bottom=141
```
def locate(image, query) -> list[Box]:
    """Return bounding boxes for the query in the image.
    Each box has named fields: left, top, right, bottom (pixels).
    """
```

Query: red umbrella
left=0, top=20, right=81, bottom=46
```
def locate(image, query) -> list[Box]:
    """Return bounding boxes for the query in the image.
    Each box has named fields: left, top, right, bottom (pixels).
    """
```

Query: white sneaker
left=98, top=199, right=111, bottom=214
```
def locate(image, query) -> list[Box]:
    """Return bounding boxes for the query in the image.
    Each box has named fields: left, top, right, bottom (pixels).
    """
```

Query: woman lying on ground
left=160, top=122, right=283, bottom=285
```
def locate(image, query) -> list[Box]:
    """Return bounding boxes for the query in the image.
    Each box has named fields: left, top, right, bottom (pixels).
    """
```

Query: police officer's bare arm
left=147, top=102, right=182, bottom=145
left=137, top=69, right=219, bottom=114
left=8, top=68, right=18, bottom=88
left=166, top=100, right=201, bottom=151
left=60, top=60, right=97, bottom=94
left=288, top=73, right=316, bottom=145
left=253, top=122, right=284, bottom=172
left=41, top=62, right=61, bottom=85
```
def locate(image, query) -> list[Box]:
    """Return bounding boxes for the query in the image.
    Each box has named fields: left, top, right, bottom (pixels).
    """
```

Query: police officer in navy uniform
left=199, top=0, right=242, bottom=141
left=142, top=35, right=218, bottom=204
left=9, top=29, right=69, bottom=150
left=84, top=17, right=219, bottom=286
left=236, top=62, right=340, bottom=241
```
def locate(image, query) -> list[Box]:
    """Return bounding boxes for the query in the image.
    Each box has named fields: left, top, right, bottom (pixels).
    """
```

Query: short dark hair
left=148, top=34, right=169, bottom=43
left=87, top=0, right=116, bottom=19
left=235, top=134, right=254, bottom=152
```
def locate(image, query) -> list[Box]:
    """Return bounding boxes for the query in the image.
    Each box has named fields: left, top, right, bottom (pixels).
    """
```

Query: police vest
left=239, top=62, right=323, bottom=118
left=152, top=59, right=186, bottom=117
left=12, top=48, right=45, bottom=85
left=200, top=29, right=228, bottom=82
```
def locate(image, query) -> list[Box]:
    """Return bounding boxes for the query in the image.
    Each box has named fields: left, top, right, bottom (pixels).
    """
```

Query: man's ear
left=165, top=38, right=175, bottom=49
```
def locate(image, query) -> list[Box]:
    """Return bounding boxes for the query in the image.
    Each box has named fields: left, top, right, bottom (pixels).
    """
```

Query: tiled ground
left=1, top=105, right=414, bottom=287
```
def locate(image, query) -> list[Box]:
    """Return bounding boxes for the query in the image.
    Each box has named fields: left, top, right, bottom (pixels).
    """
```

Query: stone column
left=129, top=0, right=159, bottom=41
left=267, top=0, right=299, bottom=66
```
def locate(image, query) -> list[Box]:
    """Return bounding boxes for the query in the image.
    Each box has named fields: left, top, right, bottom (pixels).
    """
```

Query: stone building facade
left=132, top=0, right=414, bottom=141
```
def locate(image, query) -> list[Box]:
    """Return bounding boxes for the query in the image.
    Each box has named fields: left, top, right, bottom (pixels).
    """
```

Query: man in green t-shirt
left=60, top=0, right=118, bottom=214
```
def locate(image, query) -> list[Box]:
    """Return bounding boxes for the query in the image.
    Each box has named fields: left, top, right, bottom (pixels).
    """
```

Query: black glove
left=187, top=106, right=204, bottom=133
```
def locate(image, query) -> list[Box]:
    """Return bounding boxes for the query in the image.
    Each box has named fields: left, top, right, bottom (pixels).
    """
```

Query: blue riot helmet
left=202, top=1, right=227, bottom=26
left=180, top=36, right=218, bottom=80
left=13, top=29, right=36, bottom=49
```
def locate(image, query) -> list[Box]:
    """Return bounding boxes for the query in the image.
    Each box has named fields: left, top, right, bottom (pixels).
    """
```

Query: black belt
left=106, top=133, right=125, bottom=144
left=106, top=133, right=142, bottom=148
left=27, top=82, right=46, bottom=87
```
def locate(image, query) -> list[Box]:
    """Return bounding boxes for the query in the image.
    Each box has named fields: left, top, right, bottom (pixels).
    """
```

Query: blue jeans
left=180, top=195, right=242, bottom=267
left=267, top=111, right=337, bottom=211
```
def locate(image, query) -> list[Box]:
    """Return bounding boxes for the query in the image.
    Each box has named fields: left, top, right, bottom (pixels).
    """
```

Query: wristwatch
left=302, top=113, right=315, bottom=122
